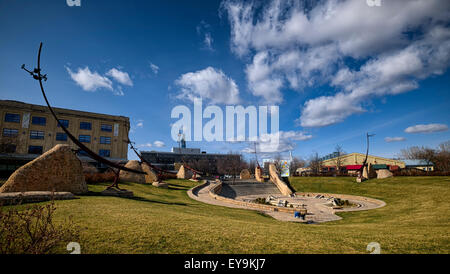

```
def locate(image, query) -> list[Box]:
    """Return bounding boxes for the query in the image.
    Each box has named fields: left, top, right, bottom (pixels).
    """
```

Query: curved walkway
left=187, top=180, right=386, bottom=224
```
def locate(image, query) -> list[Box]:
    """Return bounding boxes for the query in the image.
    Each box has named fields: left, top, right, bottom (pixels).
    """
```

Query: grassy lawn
left=1, top=176, right=449, bottom=254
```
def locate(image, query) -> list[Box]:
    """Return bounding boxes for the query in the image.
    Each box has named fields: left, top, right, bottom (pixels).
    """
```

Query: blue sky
left=0, top=0, right=449, bottom=161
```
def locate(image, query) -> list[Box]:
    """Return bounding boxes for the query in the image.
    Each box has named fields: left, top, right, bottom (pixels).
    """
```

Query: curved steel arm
left=28, top=42, right=145, bottom=175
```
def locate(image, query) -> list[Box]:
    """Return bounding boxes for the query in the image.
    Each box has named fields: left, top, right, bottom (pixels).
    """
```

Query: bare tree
left=273, top=153, right=282, bottom=173
left=436, top=141, right=450, bottom=171
left=309, top=152, right=322, bottom=176
left=216, top=153, right=245, bottom=182
left=400, top=146, right=436, bottom=171
left=333, top=145, right=345, bottom=175
left=248, top=159, right=256, bottom=174
left=290, top=157, right=306, bottom=176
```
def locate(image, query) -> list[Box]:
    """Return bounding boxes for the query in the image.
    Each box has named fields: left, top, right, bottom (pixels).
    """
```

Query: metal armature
left=359, top=132, right=376, bottom=175
left=22, top=42, right=146, bottom=190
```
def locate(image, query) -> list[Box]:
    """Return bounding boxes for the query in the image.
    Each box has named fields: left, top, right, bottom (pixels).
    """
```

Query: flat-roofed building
left=320, top=152, right=405, bottom=174
left=0, top=100, right=130, bottom=175
left=141, top=147, right=240, bottom=171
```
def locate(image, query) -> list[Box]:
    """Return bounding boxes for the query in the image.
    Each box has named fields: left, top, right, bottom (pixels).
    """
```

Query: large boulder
left=240, top=169, right=251, bottom=180
left=177, top=165, right=193, bottom=179
left=0, top=144, right=88, bottom=194
left=377, top=169, right=393, bottom=179
left=119, top=160, right=146, bottom=183
left=141, top=162, right=158, bottom=183
left=255, top=166, right=264, bottom=182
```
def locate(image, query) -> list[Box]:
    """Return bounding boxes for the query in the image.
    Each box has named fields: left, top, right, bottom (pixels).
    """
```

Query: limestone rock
left=255, top=166, right=264, bottom=182
left=0, top=144, right=87, bottom=194
left=152, top=181, right=168, bottom=188
left=240, top=169, right=251, bottom=180
left=101, top=188, right=134, bottom=198
left=376, top=169, right=393, bottom=179
left=177, top=165, right=193, bottom=179
left=119, top=160, right=146, bottom=183
left=0, top=191, right=76, bottom=205
left=268, top=164, right=293, bottom=196
left=141, top=163, right=158, bottom=183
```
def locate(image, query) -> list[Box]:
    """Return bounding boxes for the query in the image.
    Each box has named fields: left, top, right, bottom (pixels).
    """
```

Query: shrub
left=0, top=200, right=79, bottom=254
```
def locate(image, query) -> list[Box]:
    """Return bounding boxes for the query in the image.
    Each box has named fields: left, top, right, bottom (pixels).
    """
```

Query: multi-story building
left=0, top=100, right=130, bottom=175
left=141, top=147, right=241, bottom=171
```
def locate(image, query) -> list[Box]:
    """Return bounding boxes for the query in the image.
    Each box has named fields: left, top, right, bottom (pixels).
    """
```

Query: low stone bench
left=0, top=191, right=76, bottom=205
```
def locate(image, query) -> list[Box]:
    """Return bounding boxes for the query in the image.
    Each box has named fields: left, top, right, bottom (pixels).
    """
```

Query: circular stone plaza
left=189, top=179, right=386, bottom=223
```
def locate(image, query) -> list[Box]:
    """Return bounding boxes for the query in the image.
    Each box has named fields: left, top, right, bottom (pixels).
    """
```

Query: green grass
left=2, top=177, right=449, bottom=254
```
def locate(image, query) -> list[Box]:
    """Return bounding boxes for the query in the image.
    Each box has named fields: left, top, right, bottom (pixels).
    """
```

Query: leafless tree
left=290, top=157, right=306, bottom=176
left=333, top=145, right=345, bottom=175
left=400, top=146, right=436, bottom=172
left=248, top=159, right=256, bottom=174
left=309, top=152, right=322, bottom=176
left=216, top=153, right=245, bottom=182
left=436, top=141, right=450, bottom=171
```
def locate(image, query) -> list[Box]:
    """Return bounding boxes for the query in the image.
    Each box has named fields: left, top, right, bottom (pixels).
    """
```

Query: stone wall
left=0, top=144, right=88, bottom=194
left=207, top=180, right=305, bottom=214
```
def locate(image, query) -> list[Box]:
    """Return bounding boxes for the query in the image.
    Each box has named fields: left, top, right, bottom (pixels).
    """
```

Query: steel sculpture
left=22, top=42, right=145, bottom=190
left=358, top=133, right=375, bottom=179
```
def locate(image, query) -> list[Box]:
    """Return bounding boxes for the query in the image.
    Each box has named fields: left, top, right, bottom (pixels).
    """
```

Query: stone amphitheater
left=188, top=178, right=386, bottom=224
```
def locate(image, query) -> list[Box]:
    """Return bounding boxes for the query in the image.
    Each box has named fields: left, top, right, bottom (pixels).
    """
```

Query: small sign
left=22, top=113, right=30, bottom=128
left=114, top=123, right=119, bottom=137
left=280, top=160, right=290, bottom=177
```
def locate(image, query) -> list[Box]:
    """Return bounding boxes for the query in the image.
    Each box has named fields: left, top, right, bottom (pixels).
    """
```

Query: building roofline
left=0, top=99, right=129, bottom=122
left=321, top=152, right=404, bottom=163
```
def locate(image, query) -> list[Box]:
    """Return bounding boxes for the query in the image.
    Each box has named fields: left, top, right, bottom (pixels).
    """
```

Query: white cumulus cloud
left=153, top=141, right=166, bottom=147
left=404, top=123, right=448, bottom=134
left=175, top=66, right=240, bottom=104
left=66, top=66, right=113, bottom=91
left=222, top=0, right=450, bottom=127
left=106, top=68, right=133, bottom=86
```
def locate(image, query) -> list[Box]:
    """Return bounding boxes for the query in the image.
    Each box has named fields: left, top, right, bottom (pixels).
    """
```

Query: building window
left=30, top=130, right=45, bottom=140
left=77, top=150, right=89, bottom=157
left=31, top=116, right=46, bottom=126
left=100, top=136, right=111, bottom=144
left=99, top=149, right=110, bottom=157
left=1, top=144, right=16, bottom=153
left=2, top=128, right=19, bottom=137
left=101, top=124, right=112, bottom=132
left=28, top=145, right=43, bottom=154
left=56, top=132, right=68, bottom=141
left=4, top=113, right=20, bottom=123
left=57, top=119, right=69, bottom=128
left=80, top=122, right=92, bottom=130
left=79, top=135, right=91, bottom=143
